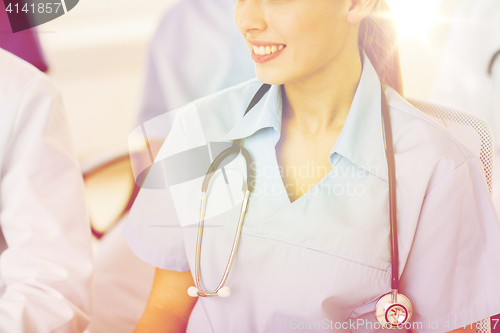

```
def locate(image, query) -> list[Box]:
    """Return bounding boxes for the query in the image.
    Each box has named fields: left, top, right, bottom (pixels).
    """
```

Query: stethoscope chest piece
left=375, top=291, right=413, bottom=329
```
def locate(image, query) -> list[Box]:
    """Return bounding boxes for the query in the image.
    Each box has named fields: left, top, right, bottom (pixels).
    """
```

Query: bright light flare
left=386, top=0, right=440, bottom=40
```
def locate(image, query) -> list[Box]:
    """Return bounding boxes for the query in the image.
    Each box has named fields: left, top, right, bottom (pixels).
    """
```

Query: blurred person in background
left=429, top=0, right=500, bottom=212
left=0, top=48, right=92, bottom=332
left=137, top=0, right=254, bottom=154
left=88, top=0, right=253, bottom=332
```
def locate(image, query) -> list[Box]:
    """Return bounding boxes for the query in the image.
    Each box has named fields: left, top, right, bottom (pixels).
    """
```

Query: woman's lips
left=250, top=44, right=286, bottom=64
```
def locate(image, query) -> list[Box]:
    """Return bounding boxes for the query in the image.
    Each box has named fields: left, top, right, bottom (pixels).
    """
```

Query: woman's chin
left=255, top=71, right=288, bottom=86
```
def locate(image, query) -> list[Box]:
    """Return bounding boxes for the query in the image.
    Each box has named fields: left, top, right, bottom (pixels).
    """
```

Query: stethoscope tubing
left=487, top=49, right=500, bottom=76
left=194, top=190, right=250, bottom=297
left=380, top=86, right=400, bottom=294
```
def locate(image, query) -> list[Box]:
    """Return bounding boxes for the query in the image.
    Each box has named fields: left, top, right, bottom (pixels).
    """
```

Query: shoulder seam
left=389, top=102, right=473, bottom=161
left=11, top=75, right=58, bottom=133
left=426, top=157, right=475, bottom=195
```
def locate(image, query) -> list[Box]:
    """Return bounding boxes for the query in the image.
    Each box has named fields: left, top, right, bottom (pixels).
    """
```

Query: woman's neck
left=281, top=48, right=362, bottom=135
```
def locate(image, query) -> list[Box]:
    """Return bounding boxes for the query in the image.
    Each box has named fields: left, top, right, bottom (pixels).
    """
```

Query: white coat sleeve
left=399, top=157, right=500, bottom=333
left=0, top=76, right=93, bottom=332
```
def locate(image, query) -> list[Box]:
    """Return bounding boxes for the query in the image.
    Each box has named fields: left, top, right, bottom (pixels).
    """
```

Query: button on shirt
left=123, top=55, right=500, bottom=333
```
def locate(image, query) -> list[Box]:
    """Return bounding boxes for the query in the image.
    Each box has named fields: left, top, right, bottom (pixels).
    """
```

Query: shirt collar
left=331, top=54, right=388, bottom=181
left=223, top=82, right=282, bottom=144
left=223, top=54, right=388, bottom=181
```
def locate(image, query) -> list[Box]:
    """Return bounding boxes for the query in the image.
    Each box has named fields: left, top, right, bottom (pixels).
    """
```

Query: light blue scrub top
left=123, top=56, right=500, bottom=333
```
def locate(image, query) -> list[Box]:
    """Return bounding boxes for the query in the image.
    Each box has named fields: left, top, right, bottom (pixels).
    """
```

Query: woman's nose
left=234, top=0, right=267, bottom=36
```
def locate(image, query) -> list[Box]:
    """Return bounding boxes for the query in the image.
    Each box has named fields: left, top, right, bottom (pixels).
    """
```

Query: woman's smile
left=248, top=40, right=287, bottom=63
left=235, top=0, right=351, bottom=85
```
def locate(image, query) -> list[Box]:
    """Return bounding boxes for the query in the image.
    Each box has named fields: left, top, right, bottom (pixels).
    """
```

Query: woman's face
left=234, top=0, right=354, bottom=85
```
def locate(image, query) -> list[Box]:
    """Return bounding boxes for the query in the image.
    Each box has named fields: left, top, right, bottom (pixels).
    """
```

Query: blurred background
left=38, top=0, right=178, bottom=159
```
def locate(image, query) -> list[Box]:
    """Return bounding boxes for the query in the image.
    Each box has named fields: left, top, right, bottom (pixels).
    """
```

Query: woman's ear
left=345, top=0, right=379, bottom=24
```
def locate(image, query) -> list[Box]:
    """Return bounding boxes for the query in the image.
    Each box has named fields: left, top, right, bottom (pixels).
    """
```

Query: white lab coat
left=430, top=0, right=500, bottom=139
left=0, top=49, right=92, bottom=332
left=429, top=0, right=500, bottom=214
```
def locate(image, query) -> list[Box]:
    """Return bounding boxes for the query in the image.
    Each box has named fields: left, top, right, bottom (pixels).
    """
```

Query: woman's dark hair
left=358, top=0, right=404, bottom=96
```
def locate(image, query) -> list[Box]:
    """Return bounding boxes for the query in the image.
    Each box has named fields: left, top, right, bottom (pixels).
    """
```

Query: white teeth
left=253, top=45, right=285, bottom=55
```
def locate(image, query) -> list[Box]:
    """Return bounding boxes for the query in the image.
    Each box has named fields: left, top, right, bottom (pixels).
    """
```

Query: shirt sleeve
left=122, top=183, right=190, bottom=272
left=0, top=76, right=93, bottom=332
left=398, top=157, right=500, bottom=333
left=123, top=107, right=191, bottom=272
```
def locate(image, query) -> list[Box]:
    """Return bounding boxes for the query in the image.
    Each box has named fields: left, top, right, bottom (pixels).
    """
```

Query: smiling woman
left=124, top=0, right=500, bottom=332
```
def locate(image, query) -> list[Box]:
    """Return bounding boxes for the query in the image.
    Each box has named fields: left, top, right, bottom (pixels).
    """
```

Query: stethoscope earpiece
left=375, top=290, right=413, bottom=329
left=217, top=286, right=231, bottom=297
left=187, top=286, right=200, bottom=298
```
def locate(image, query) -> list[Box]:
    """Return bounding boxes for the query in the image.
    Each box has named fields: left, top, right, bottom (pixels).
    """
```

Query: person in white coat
left=430, top=0, right=500, bottom=132
left=429, top=0, right=500, bottom=213
left=138, top=0, right=255, bottom=135
left=0, top=48, right=92, bottom=332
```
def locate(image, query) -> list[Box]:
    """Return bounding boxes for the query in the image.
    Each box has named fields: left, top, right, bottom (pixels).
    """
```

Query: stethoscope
left=186, top=83, right=414, bottom=329
left=487, top=49, right=500, bottom=76
left=488, top=49, right=500, bottom=149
